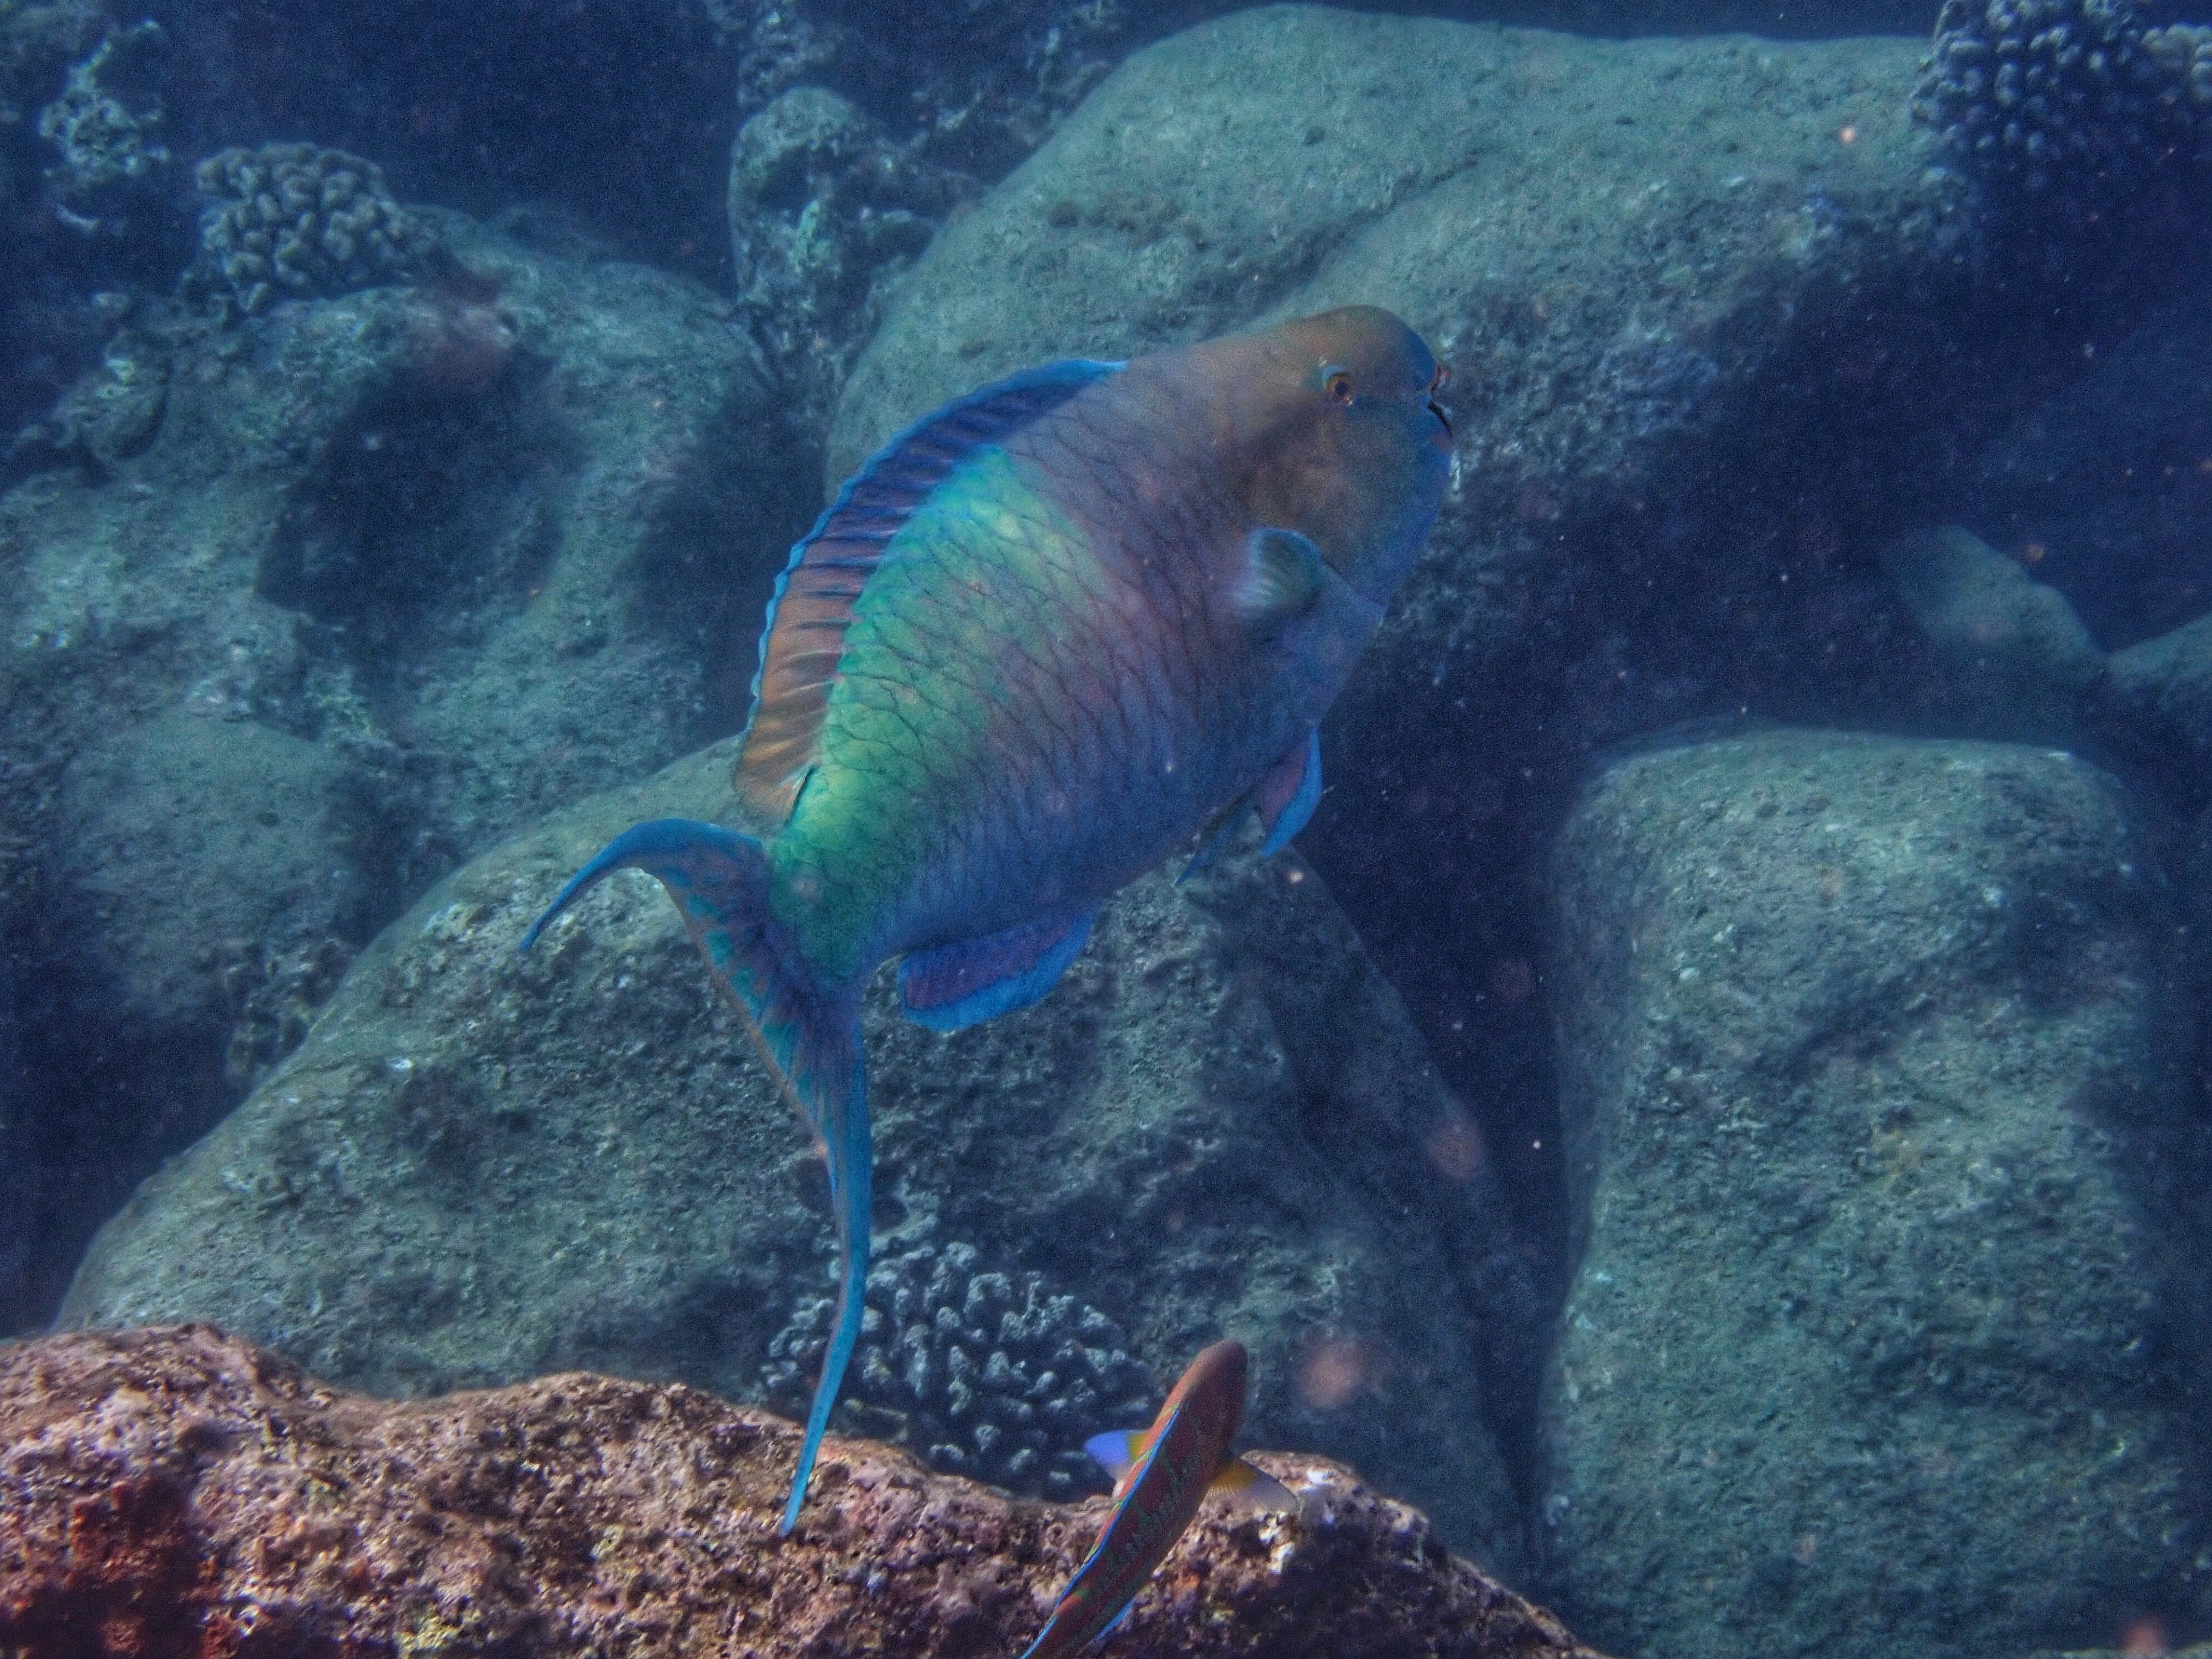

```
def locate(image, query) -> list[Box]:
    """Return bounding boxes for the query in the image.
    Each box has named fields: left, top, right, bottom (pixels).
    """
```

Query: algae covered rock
left=1877, top=524, right=2105, bottom=740
left=61, top=735, right=1531, bottom=1571
left=2108, top=613, right=2212, bottom=792
left=0, top=1325, right=1598, bottom=1659
left=1542, top=729, right=2212, bottom=1659
left=831, top=8, right=1948, bottom=482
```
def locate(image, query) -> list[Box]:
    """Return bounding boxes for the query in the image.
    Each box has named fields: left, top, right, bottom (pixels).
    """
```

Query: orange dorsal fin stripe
left=732, top=359, right=1121, bottom=826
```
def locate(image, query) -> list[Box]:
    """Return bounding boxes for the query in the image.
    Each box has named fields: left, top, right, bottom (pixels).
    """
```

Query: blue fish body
left=524, top=308, right=1451, bottom=1531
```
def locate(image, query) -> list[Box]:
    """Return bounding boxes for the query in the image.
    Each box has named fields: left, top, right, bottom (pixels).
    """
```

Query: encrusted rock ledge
left=0, top=1326, right=1598, bottom=1659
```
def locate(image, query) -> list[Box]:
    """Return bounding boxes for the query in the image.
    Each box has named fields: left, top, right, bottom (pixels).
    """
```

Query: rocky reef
left=0, top=1324, right=1603, bottom=1659
left=9, top=3, right=2212, bottom=1655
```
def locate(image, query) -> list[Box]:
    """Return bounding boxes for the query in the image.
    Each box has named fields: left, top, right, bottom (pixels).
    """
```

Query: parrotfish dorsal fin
left=733, top=358, right=1124, bottom=825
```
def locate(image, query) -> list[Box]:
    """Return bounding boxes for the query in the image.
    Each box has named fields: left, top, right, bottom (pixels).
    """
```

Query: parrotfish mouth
left=1427, top=363, right=1453, bottom=441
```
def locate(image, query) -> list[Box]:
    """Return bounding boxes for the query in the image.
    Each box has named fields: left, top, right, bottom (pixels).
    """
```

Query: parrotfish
left=1020, top=1338, right=1295, bottom=1659
left=523, top=307, right=1451, bottom=1533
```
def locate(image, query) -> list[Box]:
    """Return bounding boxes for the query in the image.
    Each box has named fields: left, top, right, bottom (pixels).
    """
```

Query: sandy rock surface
left=0, top=1324, right=1603, bottom=1659
left=1543, top=729, right=2212, bottom=1659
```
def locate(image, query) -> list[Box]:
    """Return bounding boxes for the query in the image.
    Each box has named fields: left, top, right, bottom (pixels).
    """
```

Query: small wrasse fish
left=1020, top=1338, right=1297, bottom=1659
left=523, top=307, right=1451, bottom=1532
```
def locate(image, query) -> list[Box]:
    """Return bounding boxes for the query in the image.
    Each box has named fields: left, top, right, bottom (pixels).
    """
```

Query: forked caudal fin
left=520, top=818, right=868, bottom=1535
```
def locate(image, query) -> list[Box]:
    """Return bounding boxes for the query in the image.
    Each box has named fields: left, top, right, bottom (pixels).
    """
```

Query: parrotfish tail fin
left=520, top=818, right=869, bottom=1535
left=782, top=1019, right=869, bottom=1533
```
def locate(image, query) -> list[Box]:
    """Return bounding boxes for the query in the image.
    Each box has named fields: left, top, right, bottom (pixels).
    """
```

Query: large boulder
left=60, top=735, right=1532, bottom=1572
left=1542, top=730, right=2212, bottom=1659
left=0, top=211, right=817, bottom=1335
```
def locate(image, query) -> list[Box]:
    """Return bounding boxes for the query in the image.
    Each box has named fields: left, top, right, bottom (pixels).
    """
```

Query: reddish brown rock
left=0, top=1327, right=1599, bottom=1659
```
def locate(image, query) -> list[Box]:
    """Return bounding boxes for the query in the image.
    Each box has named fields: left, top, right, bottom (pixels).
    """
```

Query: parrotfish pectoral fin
left=521, top=818, right=869, bottom=1536
left=1208, top=1454, right=1301, bottom=1517
left=898, top=911, right=1095, bottom=1032
left=1230, top=526, right=1327, bottom=635
left=1254, top=728, right=1322, bottom=857
left=735, top=357, right=1125, bottom=826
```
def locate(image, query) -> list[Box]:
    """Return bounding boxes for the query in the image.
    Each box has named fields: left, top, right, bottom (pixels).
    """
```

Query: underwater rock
left=55, top=709, right=369, bottom=1071
left=831, top=11, right=1949, bottom=486
left=1543, top=730, right=2212, bottom=1659
left=0, top=211, right=815, bottom=1338
left=726, top=86, right=971, bottom=434
left=1877, top=524, right=2105, bottom=739
left=186, top=142, right=425, bottom=319
left=2106, top=613, right=2212, bottom=794
left=59, top=735, right=1534, bottom=1572
left=761, top=1238, right=1159, bottom=1500
left=0, top=1326, right=1595, bottom=1659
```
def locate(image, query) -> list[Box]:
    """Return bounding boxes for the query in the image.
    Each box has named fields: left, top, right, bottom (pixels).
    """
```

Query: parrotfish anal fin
left=898, top=911, right=1095, bottom=1032
left=1208, top=1454, right=1301, bottom=1517
left=1254, top=728, right=1322, bottom=857
left=734, top=358, right=1125, bottom=827
left=1178, top=728, right=1321, bottom=882
left=1230, top=526, right=1327, bottom=635
left=520, top=819, right=869, bottom=1537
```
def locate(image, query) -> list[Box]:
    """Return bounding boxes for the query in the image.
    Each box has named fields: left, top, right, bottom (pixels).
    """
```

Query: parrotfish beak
left=1427, top=363, right=1453, bottom=446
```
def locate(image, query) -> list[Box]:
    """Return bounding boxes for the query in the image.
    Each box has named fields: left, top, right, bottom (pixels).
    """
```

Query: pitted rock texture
left=763, top=1238, right=1157, bottom=1500
left=1542, top=730, right=2212, bottom=1659
left=0, top=1325, right=1606, bottom=1659
left=60, top=735, right=1533, bottom=1572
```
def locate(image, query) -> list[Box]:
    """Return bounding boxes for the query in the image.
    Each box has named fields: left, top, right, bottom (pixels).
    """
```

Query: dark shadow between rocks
left=257, top=349, right=566, bottom=680
left=625, top=398, right=826, bottom=739
left=1, top=896, right=232, bottom=1338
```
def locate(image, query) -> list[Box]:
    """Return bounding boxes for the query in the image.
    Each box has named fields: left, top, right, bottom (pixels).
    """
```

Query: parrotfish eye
left=1323, top=367, right=1355, bottom=406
